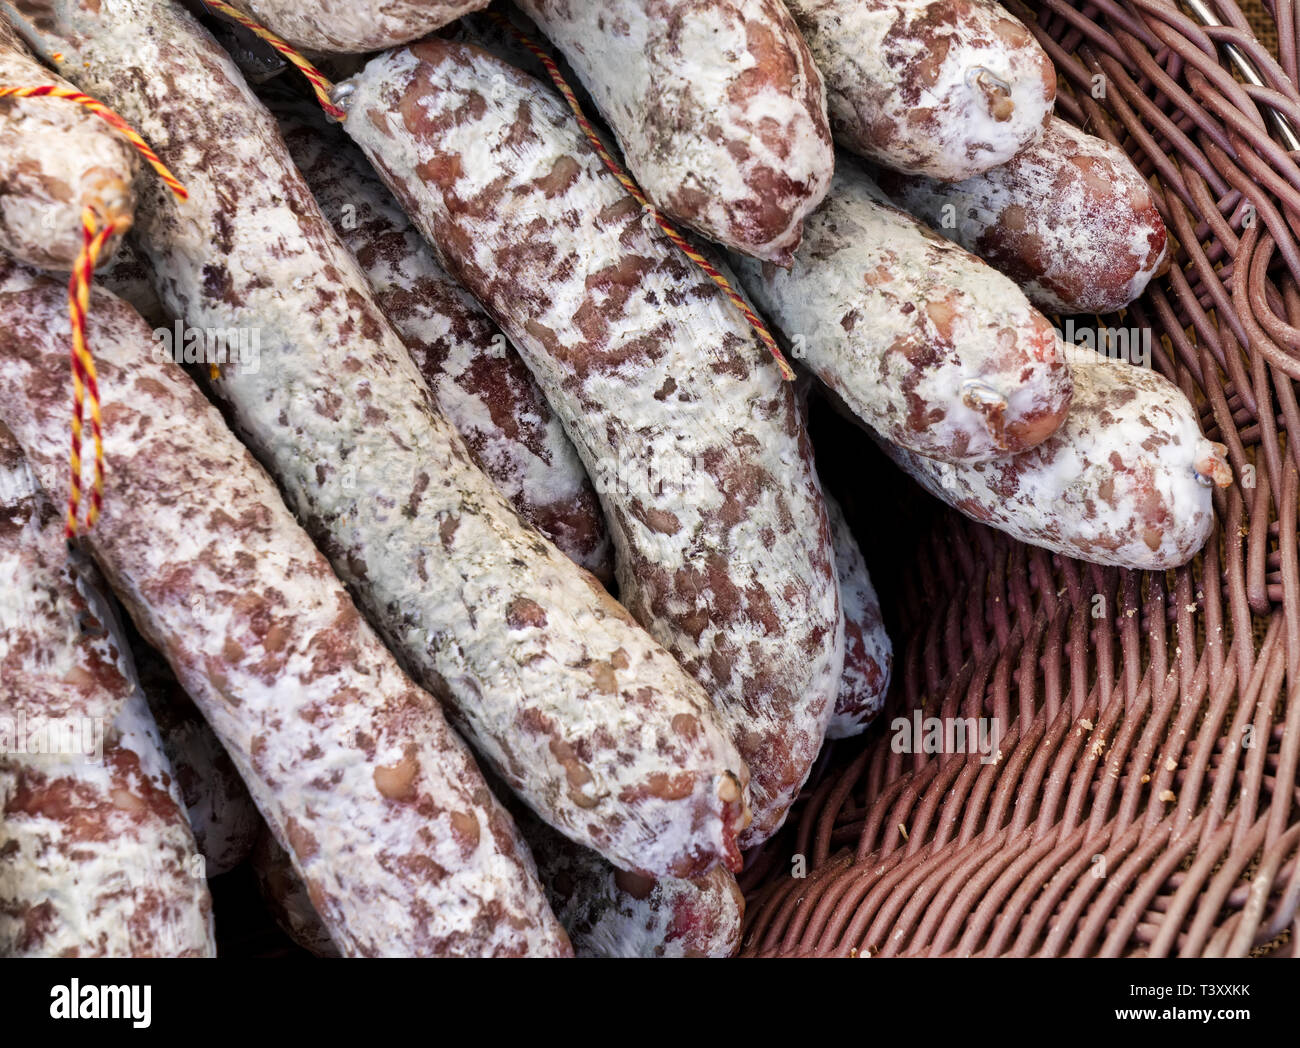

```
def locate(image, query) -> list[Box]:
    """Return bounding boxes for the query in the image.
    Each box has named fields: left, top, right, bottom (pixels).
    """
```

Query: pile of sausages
left=0, top=0, right=1232, bottom=958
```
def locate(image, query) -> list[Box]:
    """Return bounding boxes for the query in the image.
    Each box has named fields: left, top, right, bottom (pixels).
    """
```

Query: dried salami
left=730, top=159, right=1073, bottom=463
left=0, top=16, right=138, bottom=270
left=0, top=258, right=572, bottom=956
left=785, top=0, right=1056, bottom=180
left=247, top=800, right=747, bottom=958
left=217, top=0, right=489, bottom=53
left=97, top=236, right=169, bottom=329
left=519, top=809, right=745, bottom=958
left=0, top=422, right=214, bottom=957
left=133, top=639, right=262, bottom=878
left=11, top=0, right=750, bottom=879
left=824, top=492, right=891, bottom=739
left=251, top=827, right=340, bottom=958
left=340, top=38, right=846, bottom=846
left=271, top=95, right=614, bottom=583
left=510, top=0, right=834, bottom=264
left=877, top=118, right=1170, bottom=315
left=876, top=356, right=1233, bottom=570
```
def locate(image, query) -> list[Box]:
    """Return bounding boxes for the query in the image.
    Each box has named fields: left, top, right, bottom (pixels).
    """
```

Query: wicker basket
left=738, top=0, right=1300, bottom=958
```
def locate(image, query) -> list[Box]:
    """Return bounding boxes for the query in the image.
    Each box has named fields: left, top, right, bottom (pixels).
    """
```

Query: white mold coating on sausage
left=249, top=803, right=748, bottom=958
left=341, top=39, right=845, bottom=847
left=0, top=692, right=218, bottom=957
left=0, top=15, right=138, bottom=271
left=519, top=809, right=744, bottom=958
left=784, top=0, right=1055, bottom=180
left=134, top=641, right=262, bottom=878
left=251, top=827, right=341, bottom=958
left=221, top=0, right=490, bottom=53
left=514, top=0, right=834, bottom=264
left=8, top=0, right=749, bottom=881
left=823, top=492, right=891, bottom=740
left=877, top=117, right=1170, bottom=315
left=271, top=95, right=613, bottom=583
left=730, top=160, right=1073, bottom=463
left=0, top=260, right=574, bottom=956
left=0, top=423, right=214, bottom=957
left=878, top=356, right=1229, bottom=569
left=95, top=237, right=169, bottom=329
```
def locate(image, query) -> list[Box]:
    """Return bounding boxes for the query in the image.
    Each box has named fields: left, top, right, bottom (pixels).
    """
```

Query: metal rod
left=1181, top=0, right=1300, bottom=151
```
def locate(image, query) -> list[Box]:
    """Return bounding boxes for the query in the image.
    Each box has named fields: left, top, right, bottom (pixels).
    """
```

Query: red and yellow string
left=63, top=212, right=121, bottom=539
left=0, top=84, right=187, bottom=201
left=0, top=84, right=187, bottom=539
left=201, top=0, right=346, bottom=120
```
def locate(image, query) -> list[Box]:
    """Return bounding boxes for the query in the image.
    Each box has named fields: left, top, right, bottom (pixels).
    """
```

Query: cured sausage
left=877, top=117, right=1170, bottom=315
left=785, top=0, right=1055, bottom=180
left=0, top=16, right=138, bottom=270
left=0, top=257, right=572, bottom=956
left=253, top=806, right=748, bottom=962
left=339, top=38, right=845, bottom=847
left=824, top=492, right=891, bottom=739
left=10, top=0, right=750, bottom=879
left=509, top=0, right=834, bottom=264
left=730, top=159, right=1073, bottom=463
left=518, top=808, right=745, bottom=958
left=0, top=693, right=218, bottom=957
left=217, top=0, right=489, bottom=54
left=97, top=236, right=169, bottom=329
left=133, top=638, right=262, bottom=878
left=251, top=827, right=340, bottom=958
left=271, top=94, right=614, bottom=583
left=249, top=800, right=747, bottom=958
left=876, top=356, right=1233, bottom=570
left=0, top=422, right=214, bottom=957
